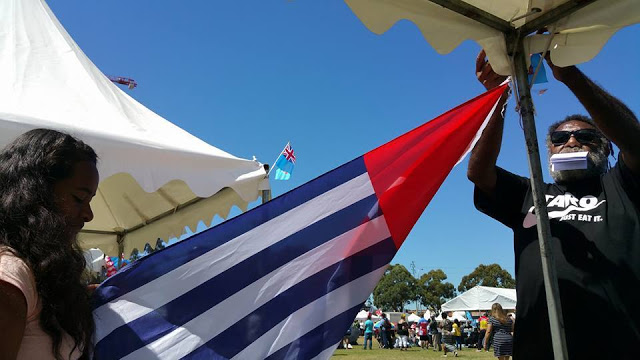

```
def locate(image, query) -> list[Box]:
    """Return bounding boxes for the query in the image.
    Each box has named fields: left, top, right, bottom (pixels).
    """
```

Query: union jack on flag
left=92, top=84, right=508, bottom=360
left=274, top=142, right=296, bottom=180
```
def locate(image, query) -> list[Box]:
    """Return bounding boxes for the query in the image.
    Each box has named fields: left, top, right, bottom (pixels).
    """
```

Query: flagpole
left=263, top=142, right=291, bottom=203
left=510, top=35, right=569, bottom=360
left=434, top=3, right=570, bottom=357
left=267, top=141, right=290, bottom=177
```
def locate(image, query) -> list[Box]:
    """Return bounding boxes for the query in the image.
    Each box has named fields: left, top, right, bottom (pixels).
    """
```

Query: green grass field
left=331, top=337, right=497, bottom=359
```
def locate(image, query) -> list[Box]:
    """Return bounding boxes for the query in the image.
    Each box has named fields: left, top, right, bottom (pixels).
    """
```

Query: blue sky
left=49, top=1, right=640, bottom=290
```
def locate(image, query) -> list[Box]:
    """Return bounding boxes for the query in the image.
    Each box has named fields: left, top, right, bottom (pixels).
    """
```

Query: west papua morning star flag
left=92, top=84, right=508, bottom=360
left=274, top=142, right=296, bottom=180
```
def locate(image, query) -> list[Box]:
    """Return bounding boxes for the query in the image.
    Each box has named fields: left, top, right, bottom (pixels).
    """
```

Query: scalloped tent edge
left=344, top=0, right=640, bottom=76
left=0, top=0, right=268, bottom=257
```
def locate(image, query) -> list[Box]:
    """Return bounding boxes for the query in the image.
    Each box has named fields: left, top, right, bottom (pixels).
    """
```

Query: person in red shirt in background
left=477, top=312, right=489, bottom=351
left=418, top=315, right=430, bottom=349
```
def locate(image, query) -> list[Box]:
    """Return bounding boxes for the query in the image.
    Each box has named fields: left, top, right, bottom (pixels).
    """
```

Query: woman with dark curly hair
left=0, top=129, right=99, bottom=360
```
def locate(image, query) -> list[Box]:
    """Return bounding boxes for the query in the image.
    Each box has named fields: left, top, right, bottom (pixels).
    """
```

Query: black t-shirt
left=397, top=321, right=409, bottom=336
left=429, top=320, right=438, bottom=333
left=474, top=159, right=640, bottom=359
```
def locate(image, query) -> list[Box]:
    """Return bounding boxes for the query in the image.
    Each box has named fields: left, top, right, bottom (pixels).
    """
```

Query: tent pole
left=511, top=37, right=569, bottom=360
left=116, top=233, right=125, bottom=270
left=261, top=164, right=272, bottom=204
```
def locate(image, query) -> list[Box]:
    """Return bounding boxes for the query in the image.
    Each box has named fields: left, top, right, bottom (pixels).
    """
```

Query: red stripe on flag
left=363, top=84, right=508, bottom=248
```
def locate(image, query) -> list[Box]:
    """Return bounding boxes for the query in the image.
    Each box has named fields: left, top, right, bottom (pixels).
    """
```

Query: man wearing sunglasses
left=468, top=50, right=640, bottom=359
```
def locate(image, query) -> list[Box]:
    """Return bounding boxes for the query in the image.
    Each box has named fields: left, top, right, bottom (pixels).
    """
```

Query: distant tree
left=458, top=264, right=515, bottom=292
left=373, top=264, right=417, bottom=312
left=417, top=269, right=456, bottom=312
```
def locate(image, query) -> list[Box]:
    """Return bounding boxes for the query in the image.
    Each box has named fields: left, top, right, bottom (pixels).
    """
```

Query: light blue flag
left=465, top=311, right=477, bottom=326
left=274, top=142, right=295, bottom=180
left=528, top=53, right=548, bottom=85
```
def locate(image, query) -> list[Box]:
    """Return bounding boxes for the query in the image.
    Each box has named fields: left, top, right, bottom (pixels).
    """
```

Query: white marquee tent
left=407, top=313, right=421, bottom=323
left=0, top=0, right=268, bottom=257
left=354, top=310, right=381, bottom=322
left=441, top=286, right=517, bottom=312
left=83, top=248, right=107, bottom=273
left=435, top=311, right=467, bottom=322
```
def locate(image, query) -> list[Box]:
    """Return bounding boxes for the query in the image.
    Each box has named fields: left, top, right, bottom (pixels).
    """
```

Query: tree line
left=372, top=263, right=514, bottom=312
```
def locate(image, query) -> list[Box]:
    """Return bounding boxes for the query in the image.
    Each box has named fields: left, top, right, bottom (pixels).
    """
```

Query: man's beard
left=549, top=145, right=609, bottom=184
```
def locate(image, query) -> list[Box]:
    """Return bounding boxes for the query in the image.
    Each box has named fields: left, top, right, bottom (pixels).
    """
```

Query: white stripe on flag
left=455, top=85, right=506, bottom=166
left=233, top=267, right=388, bottom=360
left=121, top=216, right=390, bottom=360
left=94, top=172, right=375, bottom=343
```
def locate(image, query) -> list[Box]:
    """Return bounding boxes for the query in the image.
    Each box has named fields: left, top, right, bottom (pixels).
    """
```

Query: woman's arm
left=0, top=281, right=27, bottom=360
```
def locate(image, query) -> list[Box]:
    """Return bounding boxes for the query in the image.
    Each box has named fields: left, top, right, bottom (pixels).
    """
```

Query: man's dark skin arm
left=546, top=59, right=640, bottom=174
left=467, top=50, right=508, bottom=195
left=468, top=50, right=640, bottom=193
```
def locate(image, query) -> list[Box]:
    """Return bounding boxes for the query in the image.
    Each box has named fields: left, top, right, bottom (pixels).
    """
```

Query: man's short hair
left=547, top=114, right=597, bottom=136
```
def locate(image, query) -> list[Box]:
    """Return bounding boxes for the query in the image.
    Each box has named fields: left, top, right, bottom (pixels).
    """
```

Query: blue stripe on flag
left=94, top=194, right=383, bottom=358
left=186, top=237, right=396, bottom=359
left=93, top=157, right=366, bottom=309
left=265, top=304, right=363, bottom=360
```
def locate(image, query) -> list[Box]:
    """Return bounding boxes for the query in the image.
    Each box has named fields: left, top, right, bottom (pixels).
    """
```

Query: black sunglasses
left=550, top=129, right=600, bottom=146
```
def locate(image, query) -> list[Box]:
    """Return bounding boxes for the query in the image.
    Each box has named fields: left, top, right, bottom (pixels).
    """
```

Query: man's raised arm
left=547, top=60, right=640, bottom=173
left=467, top=50, right=509, bottom=195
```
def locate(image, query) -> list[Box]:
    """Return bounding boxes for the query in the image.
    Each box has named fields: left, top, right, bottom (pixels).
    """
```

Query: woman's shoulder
left=0, top=246, right=38, bottom=316
left=0, top=246, right=34, bottom=279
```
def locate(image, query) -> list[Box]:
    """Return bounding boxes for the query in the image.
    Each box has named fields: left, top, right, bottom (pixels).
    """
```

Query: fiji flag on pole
left=92, top=84, right=508, bottom=360
left=274, top=142, right=296, bottom=180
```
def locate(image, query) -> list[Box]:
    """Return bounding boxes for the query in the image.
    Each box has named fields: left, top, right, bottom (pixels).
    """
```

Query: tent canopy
left=0, top=0, right=267, bottom=257
left=355, top=310, right=381, bottom=321
left=84, top=248, right=107, bottom=273
left=345, top=0, right=639, bottom=76
left=441, top=286, right=517, bottom=312
left=435, top=310, right=466, bottom=322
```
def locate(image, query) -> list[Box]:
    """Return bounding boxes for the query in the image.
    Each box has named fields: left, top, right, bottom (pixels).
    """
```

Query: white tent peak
left=441, top=286, right=517, bottom=312
left=0, top=0, right=267, bottom=256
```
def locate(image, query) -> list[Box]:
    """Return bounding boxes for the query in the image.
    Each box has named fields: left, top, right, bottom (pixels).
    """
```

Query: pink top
left=0, top=247, right=81, bottom=360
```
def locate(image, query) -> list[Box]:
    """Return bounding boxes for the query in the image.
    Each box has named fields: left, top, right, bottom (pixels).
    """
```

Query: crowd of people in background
left=342, top=302, right=514, bottom=358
